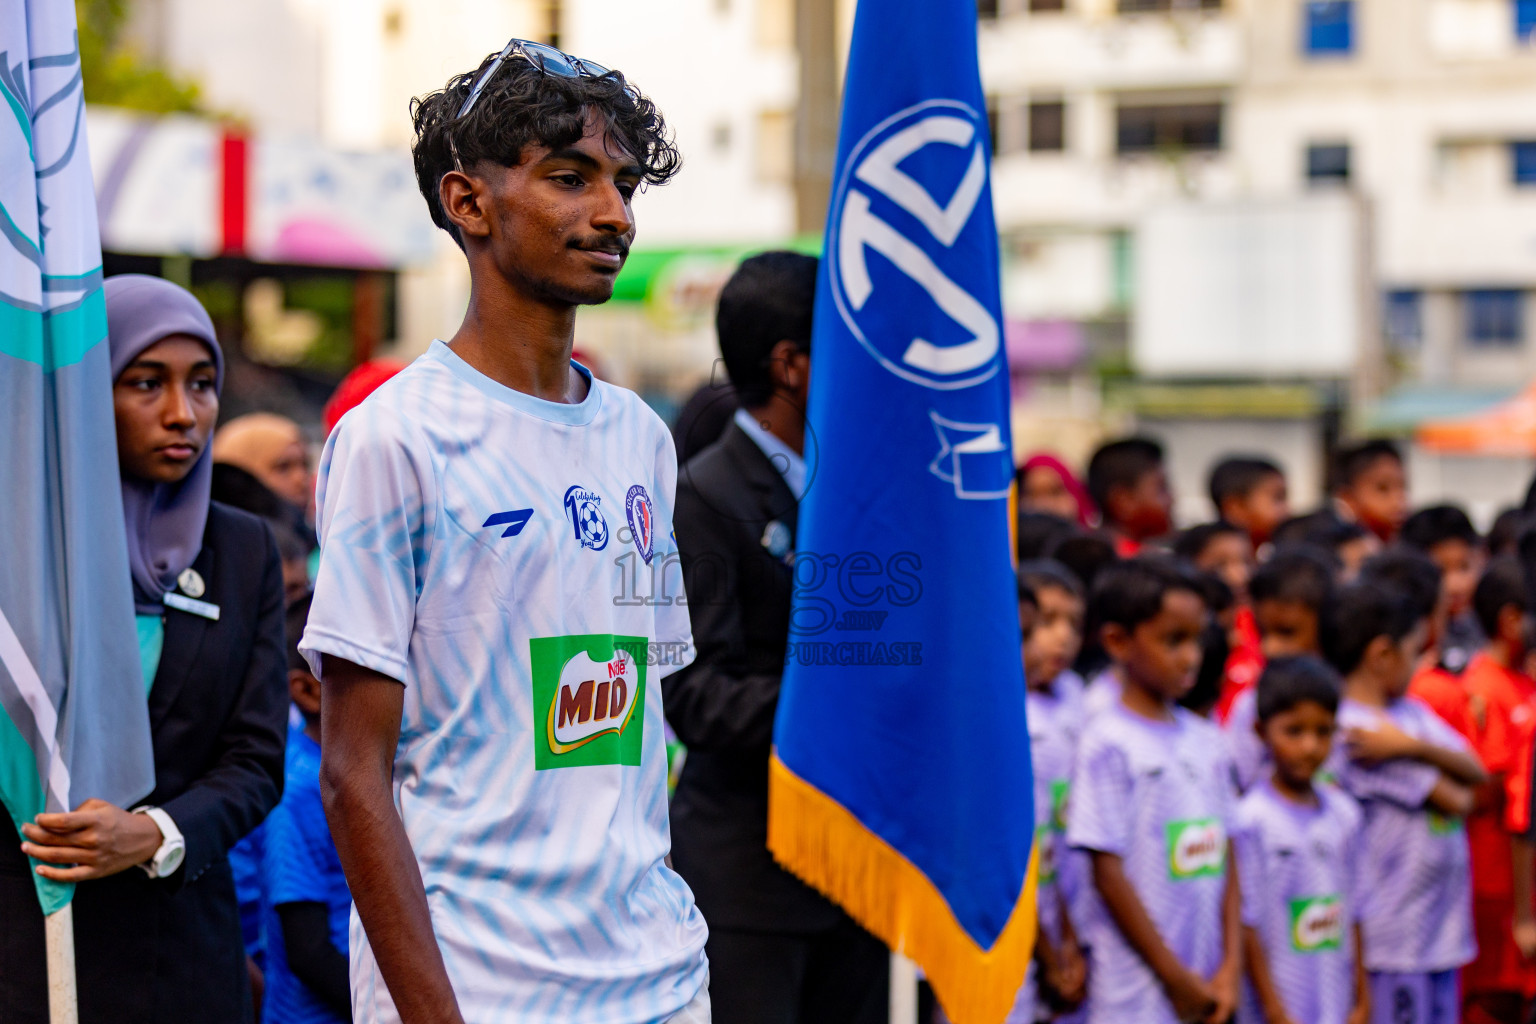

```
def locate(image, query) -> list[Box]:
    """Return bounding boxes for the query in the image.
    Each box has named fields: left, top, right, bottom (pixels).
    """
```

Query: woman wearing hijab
left=0, top=275, right=288, bottom=1024
left=1017, top=452, right=1096, bottom=528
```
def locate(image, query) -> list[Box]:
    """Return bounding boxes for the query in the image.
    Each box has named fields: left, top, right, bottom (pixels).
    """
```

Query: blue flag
left=766, top=2, right=1035, bottom=1022
left=0, top=0, right=156, bottom=913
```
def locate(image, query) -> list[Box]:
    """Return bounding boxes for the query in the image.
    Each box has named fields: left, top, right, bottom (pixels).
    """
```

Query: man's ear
left=440, top=169, right=493, bottom=242
left=288, top=669, right=322, bottom=713
left=766, top=340, right=804, bottom=394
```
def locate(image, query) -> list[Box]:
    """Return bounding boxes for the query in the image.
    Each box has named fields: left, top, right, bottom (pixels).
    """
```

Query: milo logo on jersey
left=1048, top=778, right=1070, bottom=834
left=1166, top=818, right=1226, bottom=880
left=1427, top=810, right=1464, bottom=836
left=1289, top=895, right=1344, bottom=952
left=531, top=634, right=648, bottom=769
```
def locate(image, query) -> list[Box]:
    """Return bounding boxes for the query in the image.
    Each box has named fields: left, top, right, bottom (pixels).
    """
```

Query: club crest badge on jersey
left=563, top=485, right=609, bottom=551
left=625, top=485, right=655, bottom=564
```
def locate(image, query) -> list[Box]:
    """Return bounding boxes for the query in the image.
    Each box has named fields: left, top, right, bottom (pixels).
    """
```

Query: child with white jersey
left=1320, top=580, right=1487, bottom=1024
left=1068, top=558, right=1241, bottom=1024
left=1018, top=561, right=1089, bottom=1022
left=1232, top=656, right=1367, bottom=1024
left=300, top=43, right=710, bottom=1024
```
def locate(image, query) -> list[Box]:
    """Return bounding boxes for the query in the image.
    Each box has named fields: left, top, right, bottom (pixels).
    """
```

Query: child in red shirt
left=1461, top=556, right=1535, bottom=1024
left=1085, top=438, right=1172, bottom=557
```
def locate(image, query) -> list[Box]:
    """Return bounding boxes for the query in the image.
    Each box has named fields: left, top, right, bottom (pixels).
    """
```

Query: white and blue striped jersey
left=300, top=340, right=708, bottom=1024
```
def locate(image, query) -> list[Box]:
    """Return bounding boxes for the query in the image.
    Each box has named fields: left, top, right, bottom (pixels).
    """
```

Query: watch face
left=158, top=843, right=185, bottom=877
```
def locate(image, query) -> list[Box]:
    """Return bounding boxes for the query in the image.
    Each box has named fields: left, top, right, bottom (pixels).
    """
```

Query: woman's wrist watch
left=131, top=806, right=186, bottom=878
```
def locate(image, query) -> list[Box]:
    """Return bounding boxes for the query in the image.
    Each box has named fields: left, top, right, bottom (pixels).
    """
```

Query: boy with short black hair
left=1331, top=440, right=1409, bottom=544
left=1250, top=547, right=1335, bottom=661
left=1360, top=550, right=1474, bottom=740
left=261, top=593, right=352, bottom=1024
left=1174, top=522, right=1253, bottom=606
left=1086, top=437, right=1173, bottom=557
left=1321, top=581, right=1486, bottom=1024
left=1209, top=457, right=1289, bottom=551
left=1233, top=656, right=1368, bottom=1024
left=1457, top=556, right=1535, bottom=1023
left=1069, top=558, right=1241, bottom=1024
left=1400, top=505, right=1485, bottom=674
left=1272, top=515, right=1380, bottom=581
left=1223, top=546, right=1336, bottom=789
left=1017, top=561, right=1089, bottom=1020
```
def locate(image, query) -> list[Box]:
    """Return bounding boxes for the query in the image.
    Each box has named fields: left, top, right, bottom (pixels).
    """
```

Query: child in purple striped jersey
left=1233, top=655, right=1367, bottom=1024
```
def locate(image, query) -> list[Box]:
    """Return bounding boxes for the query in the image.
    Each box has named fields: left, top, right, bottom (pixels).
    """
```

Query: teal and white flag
left=1, top=0, right=155, bottom=913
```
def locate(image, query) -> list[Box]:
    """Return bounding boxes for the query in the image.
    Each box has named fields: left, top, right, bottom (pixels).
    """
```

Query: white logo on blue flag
left=829, top=99, right=1000, bottom=392
left=927, top=411, right=1012, bottom=500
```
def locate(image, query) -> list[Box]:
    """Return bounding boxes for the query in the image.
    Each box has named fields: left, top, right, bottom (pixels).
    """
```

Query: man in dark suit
left=667, top=251, right=889, bottom=1024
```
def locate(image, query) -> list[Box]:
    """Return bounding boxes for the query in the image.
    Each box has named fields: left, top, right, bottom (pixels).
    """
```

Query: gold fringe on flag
left=768, top=754, right=1039, bottom=1024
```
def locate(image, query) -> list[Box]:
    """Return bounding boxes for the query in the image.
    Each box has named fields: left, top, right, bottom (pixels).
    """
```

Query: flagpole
left=45, top=904, right=78, bottom=1024
left=889, top=953, right=917, bottom=1024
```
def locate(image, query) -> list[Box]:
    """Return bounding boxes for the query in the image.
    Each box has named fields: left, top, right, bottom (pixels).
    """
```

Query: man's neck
left=1342, top=672, right=1389, bottom=708
left=448, top=274, right=586, bottom=404
left=745, top=398, right=805, bottom=456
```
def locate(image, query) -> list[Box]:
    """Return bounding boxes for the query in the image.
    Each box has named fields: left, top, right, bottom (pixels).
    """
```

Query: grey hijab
left=105, top=275, right=224, bottom=615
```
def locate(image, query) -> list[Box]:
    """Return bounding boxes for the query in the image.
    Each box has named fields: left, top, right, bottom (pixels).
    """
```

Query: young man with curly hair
left=299, top=42, right=710, bottom=1024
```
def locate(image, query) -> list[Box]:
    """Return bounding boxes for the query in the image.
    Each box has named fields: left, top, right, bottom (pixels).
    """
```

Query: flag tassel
left=768, top=755, right=1038, bottom=1024
left=45, top=904, right=77, bottom=1024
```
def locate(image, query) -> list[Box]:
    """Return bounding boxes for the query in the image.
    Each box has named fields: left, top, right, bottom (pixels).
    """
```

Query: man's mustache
left=571, top=237, right=630, bottom=257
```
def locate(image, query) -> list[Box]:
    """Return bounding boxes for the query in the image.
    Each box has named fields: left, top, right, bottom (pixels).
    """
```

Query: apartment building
left=980, top=0, right=1536, bottom=515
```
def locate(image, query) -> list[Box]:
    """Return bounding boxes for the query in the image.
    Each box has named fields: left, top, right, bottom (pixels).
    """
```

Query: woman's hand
left=20, top=799, right=165, bottom=881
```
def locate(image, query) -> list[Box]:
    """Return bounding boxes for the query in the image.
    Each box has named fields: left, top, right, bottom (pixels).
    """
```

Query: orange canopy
left=1417, top=383, right=1536, bottom=456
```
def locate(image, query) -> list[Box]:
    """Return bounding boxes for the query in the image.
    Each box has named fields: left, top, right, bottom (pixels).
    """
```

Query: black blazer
left=666, top=423, right=842, bottom=933
left=0, top=502, right=290, bottom=1024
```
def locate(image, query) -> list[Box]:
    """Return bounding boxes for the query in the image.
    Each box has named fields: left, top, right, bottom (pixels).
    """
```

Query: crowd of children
left=1012, top=436, right=1536, bottom=1024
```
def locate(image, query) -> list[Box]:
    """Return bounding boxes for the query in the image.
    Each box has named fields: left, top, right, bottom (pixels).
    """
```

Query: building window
left=1512, top=141, right=1536, bottom=186
left=1384, top=290, right=1422, bottom=349
left=1465, top=289, right=1525, bottom=347
left=1118, top=0, right=1221, bottom=11
left=1519, top=0, right=1536, bottom=41
left=1028, top=101, right=1066, bottom=152
left=1306, top=143, right=1351, bottom=184
left=1030, top=0, right=1067, bottom=10
left=1304, top=1, right=1354, bottom=55
left=978, top=0, right=1000, bottom=18
left=755, top=110, right=794, bottom=185
left=1115, top=102, right=1222, bottom=154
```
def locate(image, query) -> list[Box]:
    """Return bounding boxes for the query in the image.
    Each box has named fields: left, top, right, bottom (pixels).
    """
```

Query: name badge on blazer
left=164, top=592, right=220, bottom=621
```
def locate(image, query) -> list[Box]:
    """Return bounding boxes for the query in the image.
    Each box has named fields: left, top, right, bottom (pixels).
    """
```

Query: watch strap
left=131, top=805, right=184, bottom=878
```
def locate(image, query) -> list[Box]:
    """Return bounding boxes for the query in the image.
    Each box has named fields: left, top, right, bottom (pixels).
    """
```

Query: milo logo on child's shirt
left=1035, top=779, right=1071, bottom=885
left=1289, top=895, right=1344, bottom=952
left=531, top=634, right=648, bottom=769
left=1427, top=811, right=1464, bottom=836
left=1166, top=818, right=1226, bottom=879
left=1049, top=778, right=1070, bottom=833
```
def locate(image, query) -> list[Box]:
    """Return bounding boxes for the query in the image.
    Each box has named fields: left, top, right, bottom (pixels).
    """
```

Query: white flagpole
left=45, top=904, right=78, bottom=1024
left=889, top=952, right=918, bottom=1024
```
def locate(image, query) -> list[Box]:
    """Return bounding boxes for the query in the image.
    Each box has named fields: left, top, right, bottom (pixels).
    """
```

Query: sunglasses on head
left=456, top=39, right=613, bottom=121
